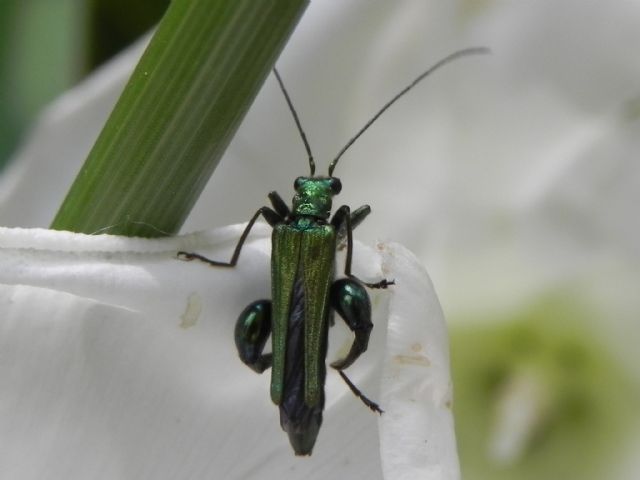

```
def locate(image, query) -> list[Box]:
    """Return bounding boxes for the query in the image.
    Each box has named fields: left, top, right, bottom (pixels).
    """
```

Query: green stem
left=51, top=0, right=307, bottom=237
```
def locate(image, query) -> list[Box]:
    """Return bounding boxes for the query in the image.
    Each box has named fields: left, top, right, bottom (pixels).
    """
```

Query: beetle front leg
left=268, top=191, right=291, bottom=219
left=329, top=278, right=372, bottom=371
left=235, top=300, right=272, bottom=373
left=177, top=205, right=282, bottom=267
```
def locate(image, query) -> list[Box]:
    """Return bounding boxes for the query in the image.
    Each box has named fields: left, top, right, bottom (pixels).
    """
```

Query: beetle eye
left=330, top=178, right=342, bottom=194
left=294, top=177, right=305, bottom=191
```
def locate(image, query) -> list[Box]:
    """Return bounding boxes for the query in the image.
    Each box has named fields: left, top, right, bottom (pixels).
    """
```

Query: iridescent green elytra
left=177, top=47, right=488, bottom=455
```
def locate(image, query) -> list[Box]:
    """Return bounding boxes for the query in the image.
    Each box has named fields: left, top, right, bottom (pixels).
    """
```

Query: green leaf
left=51, top=0, right=308, bottom=237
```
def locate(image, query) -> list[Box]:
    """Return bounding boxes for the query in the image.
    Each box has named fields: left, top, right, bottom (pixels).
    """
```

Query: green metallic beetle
left=178, top=48, right=488, bottom=455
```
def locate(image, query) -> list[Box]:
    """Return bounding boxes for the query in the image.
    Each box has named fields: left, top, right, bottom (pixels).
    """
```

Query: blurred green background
left=0, top=0, right=169, bottom=170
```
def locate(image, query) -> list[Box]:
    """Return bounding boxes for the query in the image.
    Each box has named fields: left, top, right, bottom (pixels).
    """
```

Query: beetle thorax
left=291, top=176, right=342, bottom=219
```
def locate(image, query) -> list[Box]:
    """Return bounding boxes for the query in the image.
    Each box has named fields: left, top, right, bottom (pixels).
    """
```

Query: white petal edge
left=379, top=242, right=458, bottom=480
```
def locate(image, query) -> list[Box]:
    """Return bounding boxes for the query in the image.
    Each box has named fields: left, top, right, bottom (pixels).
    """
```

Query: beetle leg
left=337, top=370, right=383, bottom=414
left=334, top=204, right=371, bottom=246
left=235, top=300, right=272, bottom=373
left=329, top=278, right=383, bottom=413
left=329, top=278, right=372, bottom=370
left=177, top=205, right=282, bottom=267
left=331, top=205, right=394, bottom=289
left=268, top=191, right=291, bottom=218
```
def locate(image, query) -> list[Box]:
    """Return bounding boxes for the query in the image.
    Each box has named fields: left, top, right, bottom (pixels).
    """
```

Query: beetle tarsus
left=176, top=251, right=234, bottom=267
left=336, top=369, right=383, bottom=414
left=364, top=278, right=395, bottom=289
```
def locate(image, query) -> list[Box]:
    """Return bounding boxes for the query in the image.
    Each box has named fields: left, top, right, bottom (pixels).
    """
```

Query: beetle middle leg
left=336, top=205, right=371, bottom=249
left=331, top=205, right=394, bottom=289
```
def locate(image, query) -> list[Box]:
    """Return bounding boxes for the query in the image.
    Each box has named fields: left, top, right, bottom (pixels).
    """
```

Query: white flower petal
left=379, top=243, right=458, bottom=480
left=0, top=226, right=455, bottom=479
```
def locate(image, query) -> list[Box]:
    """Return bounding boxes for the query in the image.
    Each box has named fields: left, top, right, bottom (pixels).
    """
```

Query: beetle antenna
left=273, top=67, right=316, bottom=176
left=327, top=47, right=490, bottom=176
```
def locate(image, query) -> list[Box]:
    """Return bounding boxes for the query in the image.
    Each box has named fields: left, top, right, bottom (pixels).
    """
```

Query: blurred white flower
left=1, top=0, right=639, bottom=479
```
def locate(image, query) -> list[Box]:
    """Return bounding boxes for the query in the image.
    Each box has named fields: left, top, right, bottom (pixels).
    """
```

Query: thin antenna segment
left=273, top=67, right=316, bottom=176
left=327, top=46, right=490, bottom=176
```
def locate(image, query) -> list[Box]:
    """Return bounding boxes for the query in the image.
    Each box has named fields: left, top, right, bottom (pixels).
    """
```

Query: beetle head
left=292, top=176, right=342, bottom=219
